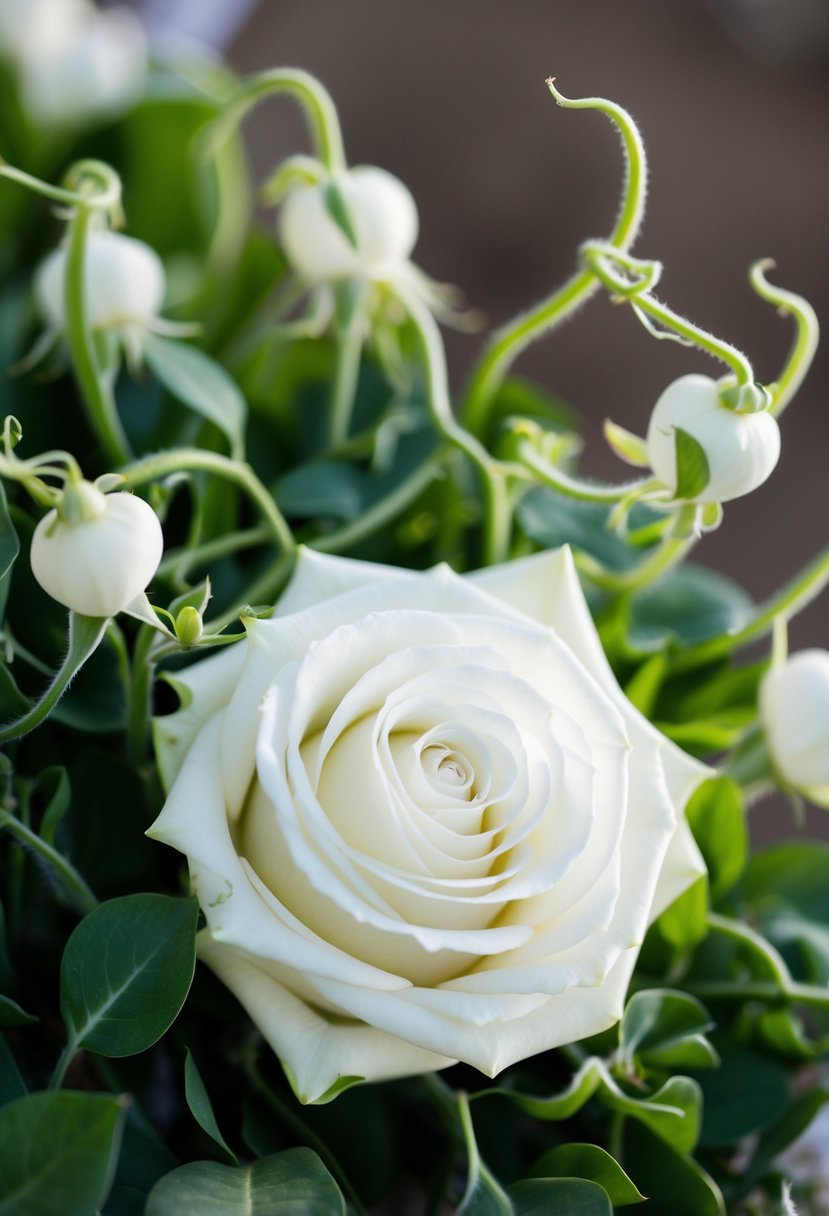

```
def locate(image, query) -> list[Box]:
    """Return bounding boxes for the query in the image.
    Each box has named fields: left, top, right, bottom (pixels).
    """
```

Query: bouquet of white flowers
left=0, top=8, right=827, bottom=1214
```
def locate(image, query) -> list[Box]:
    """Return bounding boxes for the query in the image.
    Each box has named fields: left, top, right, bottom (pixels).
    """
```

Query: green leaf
left=517, top=491, right=660, bottom=575
left=0, top=613, right=108, bottom=744
left=276, top=461, right=366, bottom=521
left=622, top=1121, right=724, bottom=1216
left=744, top=842, right=829, bottom=925
left=657, top=877, right=709, bottom=951
left=0, top=479, right=19, bottom=623
left=143, top=334, right=247, bottom=460
left=685, top=777, right=747, bottom=901
left=604, top=419, right=650, bottom=467
left=673, top=427, right=710, bottom=499
left=479, top=1057, right=702, bottom=1154
left=322, top=180, right=359, bottom=248
left=627, top=564, right=753, bottom=654
left=102, top=1106, right=178, bottom=1216
left=510, top=1178, right=613, bottom=1215
left=0, top=994, right=36, bottom=1028
left=624, top=651, right=668, bottom=717
left=620, top=990, right=718, bottom=1073
left=0, top=1090, right=126, bottom=1216
left=0, top=1036, right=25, bottom=1108
left=529, top=1144, right=644, bottom=1205
left=145, top=1149, right=346, bottom=1215
left=184, top=1049, right=237, bottom=1164
left=692, top=1045, right=789, bottom=1146
left=60, top=894, right=197, bottom=1058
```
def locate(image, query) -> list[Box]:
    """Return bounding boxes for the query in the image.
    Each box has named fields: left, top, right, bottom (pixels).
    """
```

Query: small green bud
left=56, top=478, right=107, bottom=526
left=175, top=605, right=203, bottom=646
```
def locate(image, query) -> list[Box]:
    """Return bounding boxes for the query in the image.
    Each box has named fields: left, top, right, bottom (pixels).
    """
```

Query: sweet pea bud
left=174, top=606, right=203, bottom=646
left=17, top=6, right=146, bottom=129
left=35, top=230, right=165, bottom=336
left=646, top=373, right=781, bottom=503
left=278, top=165, right=419, bottom=284
left=30, top=486, right=163, bottom=618
left=760, top=650, right=829, bottom=808
left=0, top=0, right=88, bottom=61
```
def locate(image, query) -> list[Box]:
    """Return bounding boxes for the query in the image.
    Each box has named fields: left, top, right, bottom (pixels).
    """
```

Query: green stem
left=310, top=454, right=444, bottom=554
left=241, top=1052, right=368, bottom=1215
left=582, top=242, right=755, bottom=385
left=64, top=204, right=131, bottom=464
left=157, top=524, right=270, bottom=582
left=49, top=1039, right=79, bottom=1090
left=575, top=534, right=694, bottom=593
left=393, top=282, right=512, bottom=565
left=327, top=313, right=365, bottom=448
left=686, top=980, right=829, bottom=1009
left=671, top=545, right=829, bottom=673
left=209, top=68, right=346, bottom=174
left=462, top=80, right=647, bottom=438
left=0, top=613, right=108, bottom=744
left=0, top=811, right=97, bottom=916
left=515, top=437, right=656, bottom=503
left=120, top=449, right=295, bottom=555
left=206, top=552, right=297, bottom=634
left=749, top=260, right=819, bottom=417
left=126, top=627, right=157, bottom=768
left=0, top=156, right=122, bottom=211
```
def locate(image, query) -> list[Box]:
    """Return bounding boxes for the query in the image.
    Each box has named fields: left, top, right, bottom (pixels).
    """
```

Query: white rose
left=278, top=166, right=419, bottom=284
left=35, top=231, right=166, bottom=337
left=149, top=548, right=707, bottom=1103
left=646, top=374, right=781, bottom=503
left=0, top=0, right=88, bottom=62
left=30, top=484, right=163, bottom=617
left=760, top=650, right=829, bottom=808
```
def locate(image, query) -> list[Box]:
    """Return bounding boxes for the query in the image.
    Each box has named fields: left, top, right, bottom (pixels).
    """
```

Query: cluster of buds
left=0, top=0, right=146, bottom=129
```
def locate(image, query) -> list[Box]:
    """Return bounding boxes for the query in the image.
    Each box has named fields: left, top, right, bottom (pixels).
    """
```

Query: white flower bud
left=0, top=0, right=88, bottom=62
left=31, top=488, right=163, bottom=618
left=760, top=650, right=829, bottom=807
left=646, top=374, right=781, bottom=503
left=278, top=166, right=419, bottom=284
left=17, top=6, right=146, bottom=129
left=35, top=231, right=166, bottom=336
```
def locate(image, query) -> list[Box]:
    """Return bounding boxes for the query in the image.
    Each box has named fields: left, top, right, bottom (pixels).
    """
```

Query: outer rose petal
left=197, top=934, right=453, bottom=1103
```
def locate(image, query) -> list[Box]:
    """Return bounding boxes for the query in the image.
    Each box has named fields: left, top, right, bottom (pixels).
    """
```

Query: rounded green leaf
left=60, top=893, right=198, bottom=1057
left=530, top=1144, right=645, bottom=1205
left=145, top=1149, right=346, bottom=1215
left=0, top=1090, right=126, bottom=1216
left=143, top=334, right=247, bottom=460
left=509, top=1178, right=613, bottom=1216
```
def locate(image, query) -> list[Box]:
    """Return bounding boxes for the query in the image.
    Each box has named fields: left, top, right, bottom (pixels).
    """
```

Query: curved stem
left=0, top=156, right=122, bottom=212
left=0, top=811, right=98, bottom=916
left=393, top=282, right=512, bottom=565
left=0, top=614, right=108, bottom=744
left=310, top=454, right=445, bottom=554
left=515, top=437, right=656, bottom=503
left=207, top=68, right=346, bottom=174
left=462, top=80, right=647, bottom=438
left=749, top=260, right=820, bottom=417
left=575, top=533, right=694, bottom=593
left=583, top=242, right=755, bottom=385
left=64, top=204, right=131, bottom=464
left=120, top=449, right=295, bottom=556
left=158, top=524, right=270, bottom=582
left=327, top=309, right=365, bottom=448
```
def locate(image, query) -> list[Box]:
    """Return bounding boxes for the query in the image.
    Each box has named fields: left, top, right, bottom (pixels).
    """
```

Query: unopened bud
left=646, top=374, right=780, bottom=504
left=175, top=606, right=203, bottom=646
left=35, top=230, right=165, bottom=336
left=278, top=165, right=419, bottom=284
left=31, top=489, right=163, bottom=617
left=760, top=650, right=829, bottom=808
